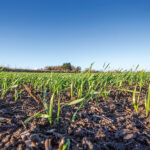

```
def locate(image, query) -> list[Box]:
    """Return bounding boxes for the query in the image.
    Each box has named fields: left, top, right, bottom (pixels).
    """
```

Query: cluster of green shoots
left=0, top=65, right=150, bottom=127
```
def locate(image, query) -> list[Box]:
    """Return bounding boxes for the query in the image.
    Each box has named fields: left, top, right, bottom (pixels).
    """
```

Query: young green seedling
left=56, top=90, right=61, bottom=122
left=145, top=84, right=150, bottom=117
left=24, top=88, right=56, bottom=125
left=132, top=85, right=139, bottom=113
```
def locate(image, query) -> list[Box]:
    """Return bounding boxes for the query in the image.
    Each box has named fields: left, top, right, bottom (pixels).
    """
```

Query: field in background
left=0, top=70, right=150, bottom=149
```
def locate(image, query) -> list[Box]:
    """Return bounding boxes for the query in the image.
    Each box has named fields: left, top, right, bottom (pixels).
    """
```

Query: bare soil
left=0, top=87, right=150, bottom=150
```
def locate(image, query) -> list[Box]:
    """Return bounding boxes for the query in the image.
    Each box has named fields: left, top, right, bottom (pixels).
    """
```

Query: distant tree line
left=0, top=63, right=81, bottom=73
left=1, top=63, right=148, bottom=73
left=45, top=63, right=81, bottom=73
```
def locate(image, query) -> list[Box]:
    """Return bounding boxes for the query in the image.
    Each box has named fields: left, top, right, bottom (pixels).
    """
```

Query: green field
left=1, top=70, right=150, bottom=120
left=0, top=70, right=150, bottom=149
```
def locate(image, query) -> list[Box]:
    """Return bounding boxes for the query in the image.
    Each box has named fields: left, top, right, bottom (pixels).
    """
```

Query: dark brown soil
left=0, top=87, right=150, bottom=150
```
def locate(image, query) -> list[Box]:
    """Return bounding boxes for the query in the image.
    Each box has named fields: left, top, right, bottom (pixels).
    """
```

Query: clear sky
left=0, top=0, right=150, bottom=71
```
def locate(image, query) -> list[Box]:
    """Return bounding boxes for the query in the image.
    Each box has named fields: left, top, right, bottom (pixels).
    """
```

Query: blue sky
left=0, top=0, right=150, bottom=71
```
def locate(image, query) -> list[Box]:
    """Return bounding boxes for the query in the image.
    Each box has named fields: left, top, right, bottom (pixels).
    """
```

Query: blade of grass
left=145, top=84, right=150, bottom=117
left=49, top=91, right=55, bottom=125
left=24, top=112, right=49, bottom=124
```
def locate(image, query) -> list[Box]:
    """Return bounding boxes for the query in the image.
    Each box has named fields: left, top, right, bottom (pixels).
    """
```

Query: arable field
left=0, top=71, right=150, bottom=150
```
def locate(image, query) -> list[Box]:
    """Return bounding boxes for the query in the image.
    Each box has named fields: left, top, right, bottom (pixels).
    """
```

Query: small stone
left=2, top=135, right=10, bottom=143
left=126, top=124, right=133, bottom=129
left=111, top=125, right=116, bottom=130
left=67, top=127, right=73, bottom=135
left=117, top=117, right=125, bottom=122
left=120, top=129, right=131, bottom=136
left=123, top=133, right=136, bottom=140
left=46, top=129, right=56, bottom=134
left=30, top=134, right=41, bottom=143
left=21, top=134, right=28, bottom=141
left=115, top=129, right=131, bottom=139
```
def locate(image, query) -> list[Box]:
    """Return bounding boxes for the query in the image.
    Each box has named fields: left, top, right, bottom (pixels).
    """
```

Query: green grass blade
left=72, top=95, right=93, bottom=122
left=62, top=139, right=70, bottom=150
left=49, top=92, right=55, bottom=125
left=43, top=90, right=49, bottom=114
left=145, top=84, right=150, bottom=117
left=57, top=92, right=61, bottom=122
left=24, top=112, right=49, bottom=124
left=61, top=97, right=85, bottom=108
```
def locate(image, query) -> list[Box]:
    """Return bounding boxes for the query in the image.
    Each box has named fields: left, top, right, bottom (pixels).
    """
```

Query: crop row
left=0, top=69, right=150, bottom=126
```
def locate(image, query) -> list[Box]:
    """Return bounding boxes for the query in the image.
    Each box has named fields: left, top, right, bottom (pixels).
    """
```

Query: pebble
left=115, top=129, right=130, bottom=139
left=30, top=134, right=41, bottom=143
left=67, top=127, right=73, bottom=135
left=115, top=128, right=137, bottom=142
left=2, top=135, right=10, bottom=143
left=46, top=129, right=56, bottom=134
left=20, top=133, right=29, bottom=141
left=123, top=133, right=136, bottom=140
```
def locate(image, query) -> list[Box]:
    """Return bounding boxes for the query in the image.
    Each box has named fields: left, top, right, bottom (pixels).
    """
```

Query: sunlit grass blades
left=24, top=89, right=56, bottom=125
left=145, top=84, right=150, bottom=117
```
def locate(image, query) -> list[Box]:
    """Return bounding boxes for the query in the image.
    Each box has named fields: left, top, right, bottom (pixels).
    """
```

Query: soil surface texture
left=0, top=87, right=150, bottom=150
